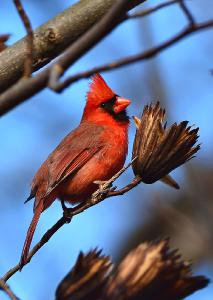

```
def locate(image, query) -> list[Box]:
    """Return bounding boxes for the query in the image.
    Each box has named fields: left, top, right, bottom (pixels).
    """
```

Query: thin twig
left=107, top=176, right=142, bottom=197
left=46, top=20, right=213, bottom=93
left=178, top=0, right=195, bottom=27
left=2, top=159, right=138, bottom=282
left=13, top=0, right=34, bottom=77
left=129, top=0, right=179, bottom=19
left=0, top=280, right=19, bottom=300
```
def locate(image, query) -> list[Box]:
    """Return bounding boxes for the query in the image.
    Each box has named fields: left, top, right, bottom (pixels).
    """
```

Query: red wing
left=45, top=146, right=101, bottom=198
left=29, top=122, right=104, bottom=207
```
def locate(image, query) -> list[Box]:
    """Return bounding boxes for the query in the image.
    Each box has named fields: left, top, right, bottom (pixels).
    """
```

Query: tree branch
left=0, top=280, right=19, bottom=300
left=178, top=0, right=195, bottom=27
left=0, top=0, right=113, bottom=92
left=0, top=0, right=146, bottom=116
left=45, top=19, right=213, bottom=93
left=0, top=0, right=212, bottom=116
left=13, top=0, right=34, bottom=77
left=48, top=0, right=138, bottom=89
left=129, top=0, right=180, bottom=19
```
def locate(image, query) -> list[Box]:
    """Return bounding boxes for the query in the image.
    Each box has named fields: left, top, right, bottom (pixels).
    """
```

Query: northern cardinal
left=21, top=74, right=131, bottom=266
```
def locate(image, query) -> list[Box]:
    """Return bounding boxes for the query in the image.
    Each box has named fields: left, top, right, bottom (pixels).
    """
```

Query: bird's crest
left=87, top=73, right=115, bottom=105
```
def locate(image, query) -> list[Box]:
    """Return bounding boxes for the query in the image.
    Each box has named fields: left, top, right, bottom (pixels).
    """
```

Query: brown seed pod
left=56, top=249, right=112, bottom=300
left=132, top=102, right=200, bottom=187
left=105, top=240, right=209, bottom=300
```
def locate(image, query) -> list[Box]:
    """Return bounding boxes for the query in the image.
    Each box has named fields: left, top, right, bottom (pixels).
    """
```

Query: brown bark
left=0, top=0, right=144, bottom=94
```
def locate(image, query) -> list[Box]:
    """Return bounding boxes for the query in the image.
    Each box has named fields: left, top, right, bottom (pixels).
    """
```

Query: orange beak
left=114, top=97, right=131, bottom=114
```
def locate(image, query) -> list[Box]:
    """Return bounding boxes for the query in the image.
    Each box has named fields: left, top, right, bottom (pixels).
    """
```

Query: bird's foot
left=94, top=180, right=111, bottom=189
left=61, top=200, right=73, bottom=223
left=92, top=180, right=116, bottom=204
left=94, top=180, right=114, bottom=195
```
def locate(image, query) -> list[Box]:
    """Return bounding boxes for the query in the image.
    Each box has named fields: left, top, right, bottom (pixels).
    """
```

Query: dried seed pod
left=55, top=242, right=208, bottom=300
left=104, top=240, right=209, bottom=300
left=132, top=102, right=200, bottom=187
left=56, top=249, right=112, bottom=300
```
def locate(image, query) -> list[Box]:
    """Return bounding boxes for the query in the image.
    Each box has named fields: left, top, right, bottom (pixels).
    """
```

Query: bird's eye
left=100, top=95, right=118, bottom=109
left=100, top=102, right=106, bottom=108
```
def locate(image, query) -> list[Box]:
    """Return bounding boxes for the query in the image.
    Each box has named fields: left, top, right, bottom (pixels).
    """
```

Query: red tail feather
left=20, top=200, right=43, bottom=267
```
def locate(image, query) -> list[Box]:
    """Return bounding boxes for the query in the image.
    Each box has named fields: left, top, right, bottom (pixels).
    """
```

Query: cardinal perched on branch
left=21, top=74, right=131, bottom=266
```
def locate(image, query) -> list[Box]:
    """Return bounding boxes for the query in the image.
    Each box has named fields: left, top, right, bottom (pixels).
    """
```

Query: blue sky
left=0, top=1, right=213, bottom=299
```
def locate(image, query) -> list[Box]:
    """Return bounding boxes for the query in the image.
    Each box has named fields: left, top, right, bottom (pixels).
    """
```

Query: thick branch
left=0, top=0, right=145, bottom=116
left=0, top=0, right=118, bottom=92
left=0, top=0, right=144, bottom=94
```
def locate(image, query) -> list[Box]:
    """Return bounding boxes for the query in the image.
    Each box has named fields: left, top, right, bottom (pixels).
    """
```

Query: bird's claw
left=63, top=209, right=73, bottom=222
left=91, top=181, right=117, bottom=205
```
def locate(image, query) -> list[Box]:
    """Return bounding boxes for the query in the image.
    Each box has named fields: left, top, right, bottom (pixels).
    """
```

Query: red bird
left=21, top=74, right=131, bottom=265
